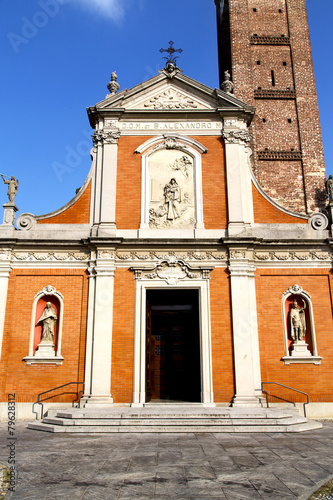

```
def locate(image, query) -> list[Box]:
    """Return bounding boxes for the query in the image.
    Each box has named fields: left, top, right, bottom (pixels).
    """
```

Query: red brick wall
left=37, top=181, right=91, bottom=224
left=225, top=0, right=327, bottom=213
left=0, top=270, right=88, bottom=403
left=256, top=269, right=333, bottom=402
left=116, top=135, right=228, bottom=230
left=210, top=268, right=235, bottom=402
left=111, top=268, right=135, bottom=403
left=252, top=183, right=307, bottom=223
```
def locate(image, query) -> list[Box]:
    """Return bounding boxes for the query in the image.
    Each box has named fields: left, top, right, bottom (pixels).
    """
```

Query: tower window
left=283, top=61, right=287, bottom=66
left=288, top=119, right=292, bottom=123
left=271, top=70, right=276, bottom=87
left=279, top=9, right=283, bottom=13
left=253, top=8, right=257, bottom=12
left=263, top=118, right=266, bottom=123
left=257, top=61, right=261, bottom=65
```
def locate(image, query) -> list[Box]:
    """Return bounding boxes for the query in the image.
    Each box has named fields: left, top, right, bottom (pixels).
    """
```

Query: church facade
left=0, top=0, right=332, bottom=419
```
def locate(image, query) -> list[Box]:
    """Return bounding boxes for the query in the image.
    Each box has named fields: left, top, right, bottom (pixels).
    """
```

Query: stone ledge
left=250, top=34, right=290, bottom=45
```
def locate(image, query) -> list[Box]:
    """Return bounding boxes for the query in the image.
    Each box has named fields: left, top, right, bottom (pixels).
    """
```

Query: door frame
left=131, top=279, right=214, bottom=406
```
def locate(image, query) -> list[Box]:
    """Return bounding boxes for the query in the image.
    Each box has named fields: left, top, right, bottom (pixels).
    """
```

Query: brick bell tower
left=215, top=0, right=327, bottom=214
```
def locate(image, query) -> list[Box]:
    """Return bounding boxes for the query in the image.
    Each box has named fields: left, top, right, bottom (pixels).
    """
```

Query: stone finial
left=221, top=70, right=234, bottom=94
left=107, top=71, right=120, bottom=95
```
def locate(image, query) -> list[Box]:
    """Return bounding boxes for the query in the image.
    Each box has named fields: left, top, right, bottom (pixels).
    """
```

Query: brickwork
left=217, top=0, right=327, bottom=213
left=0, top=269, right=88, bottom=403
left=210, top=267, right=235, bottom=402
left=256, top=269, right=333, bottom=402
left=252, top=183, right=307, bottom=223
left=37, top=181, right=91, bottom=224
left=111, top=268, right=135, bottom=403
left=116, top=135, right=228, bottom=230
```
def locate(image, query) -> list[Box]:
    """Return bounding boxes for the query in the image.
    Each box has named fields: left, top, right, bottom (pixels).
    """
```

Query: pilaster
left=223, top=120, right=254, bottom=236
left=228, top=248, right=261, bottom=406
left=0, top=248, right=12, bottom=361
left=84, top=248, right=116, bottom=405
left=92, top=126, right=120, bottom=237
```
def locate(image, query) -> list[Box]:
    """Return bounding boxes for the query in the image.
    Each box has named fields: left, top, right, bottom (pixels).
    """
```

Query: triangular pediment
left=91, top=71, right=253, bottom=117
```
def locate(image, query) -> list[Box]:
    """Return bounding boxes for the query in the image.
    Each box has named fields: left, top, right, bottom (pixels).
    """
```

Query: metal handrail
left=261, top=382, right=309, bottom=418
left=32, top=382, right=84, bottom=420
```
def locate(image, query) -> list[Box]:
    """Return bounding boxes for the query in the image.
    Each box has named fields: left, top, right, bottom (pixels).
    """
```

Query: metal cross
left=159, top=40, right=183, bottom=64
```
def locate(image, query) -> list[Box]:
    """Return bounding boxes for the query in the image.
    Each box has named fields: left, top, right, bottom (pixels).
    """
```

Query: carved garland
left=130, top=258, right=213, bottom=285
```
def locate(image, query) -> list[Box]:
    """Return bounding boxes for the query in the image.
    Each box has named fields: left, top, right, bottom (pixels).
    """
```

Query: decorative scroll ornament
left=131, top=258, right=213, bottom=285
left=254, top=250, right=332, bottom=261
left=92, top=130, right=120, bottom=146
left=107, top=71, right=120, bottom=95
left=222, top=130, right=251, bottom=144
left=281, top=284, right=311, bottom=301
left=12, top=251, right=89, bottom=261
left=36, top=285, right=64, bottom=300
left=116, top=250, right=227, bottom=262
left=16, top=213, right=36, bottom=231
left=310, top=212, right=328, bottom=230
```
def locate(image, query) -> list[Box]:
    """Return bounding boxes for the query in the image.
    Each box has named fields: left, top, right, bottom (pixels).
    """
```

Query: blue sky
left=1, top=0, right=332, bottom=216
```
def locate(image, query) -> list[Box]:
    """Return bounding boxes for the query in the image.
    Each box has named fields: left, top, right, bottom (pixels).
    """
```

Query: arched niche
left=136, top=135, right=207, bottom=231
left=23, top=285, right=64, bottom=365
left=281, top=285, right=322, bottom=365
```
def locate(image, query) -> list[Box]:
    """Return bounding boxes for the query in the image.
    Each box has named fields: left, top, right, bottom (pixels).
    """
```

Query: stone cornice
left=254, top=89, right=296, bottom=100
left=250, top=35, right=290, bottom=45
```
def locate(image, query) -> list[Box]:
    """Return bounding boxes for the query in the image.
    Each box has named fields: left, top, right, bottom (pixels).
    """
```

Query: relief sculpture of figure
left=325, top=175, right=333, bottom=204
left=1, top=175, right=19, bottom=204
left=289, top=298, right=306, bottom=342
left=164, top=178, right=181, bottom=220
left=37, top=302, right=58, bottom=343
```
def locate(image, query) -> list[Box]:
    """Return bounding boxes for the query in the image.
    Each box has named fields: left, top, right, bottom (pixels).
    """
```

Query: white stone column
left=92, top=128, right=120, bottom=236
left=0, top=253, right=11, bottom=361
left=229, top=253, right=262, bottom=406
left=223, top=123, right=254, bottom=236
left=85, top=251, right=116, bottom=405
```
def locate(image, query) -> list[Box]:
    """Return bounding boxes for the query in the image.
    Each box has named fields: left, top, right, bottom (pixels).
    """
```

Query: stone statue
left=1, top=175, right=18, bottom=205
left=37, top=302, right=57, bottom=343
left=325, top=175, right=333, bottom=204
left=164, top=178, right=181, bottom=220
left=221, top=70, right=234, bottom=94
left=289, top=298, right=306, bottom=342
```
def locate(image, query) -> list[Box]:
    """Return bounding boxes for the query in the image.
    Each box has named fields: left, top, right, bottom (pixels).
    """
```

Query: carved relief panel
left=148, top=150, right=195, bottom=229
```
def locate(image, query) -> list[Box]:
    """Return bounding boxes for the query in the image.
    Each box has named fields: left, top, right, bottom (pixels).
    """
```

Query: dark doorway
left=146, top=289, right=201, bottom=403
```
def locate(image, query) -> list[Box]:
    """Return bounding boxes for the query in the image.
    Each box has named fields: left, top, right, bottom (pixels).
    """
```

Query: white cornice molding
left=135, top=134, right=208, bottom=154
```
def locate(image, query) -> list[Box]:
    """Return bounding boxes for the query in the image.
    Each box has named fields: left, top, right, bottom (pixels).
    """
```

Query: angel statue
left=289, top=298, right=306, bottom=342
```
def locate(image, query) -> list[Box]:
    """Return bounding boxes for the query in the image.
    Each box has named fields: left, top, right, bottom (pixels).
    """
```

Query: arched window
left=23, top=285, right=64, bottom=365
left=281, top=284, right=322, bottom=365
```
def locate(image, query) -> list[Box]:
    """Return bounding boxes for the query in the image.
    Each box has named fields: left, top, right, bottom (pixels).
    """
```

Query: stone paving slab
left=1, top=421, right=333, bottom=499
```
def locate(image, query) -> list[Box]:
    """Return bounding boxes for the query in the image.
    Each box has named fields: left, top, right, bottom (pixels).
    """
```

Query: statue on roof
left=1, top=175, right=19, bottom=205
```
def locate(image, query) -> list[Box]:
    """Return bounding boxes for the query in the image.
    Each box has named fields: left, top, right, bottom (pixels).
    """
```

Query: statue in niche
left=325, top=175, right=333, bottom=205
left=37, top=302, right=57, bottom=343
left=164, top=178, right=181, bottom=220
left=289, top=298, right=306, bottom=342
left=1, top=175, right=19, bottom=205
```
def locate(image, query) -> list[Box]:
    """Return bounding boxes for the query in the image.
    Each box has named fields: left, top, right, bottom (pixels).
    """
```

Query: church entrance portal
left=146, top=289, right=201, bottom=403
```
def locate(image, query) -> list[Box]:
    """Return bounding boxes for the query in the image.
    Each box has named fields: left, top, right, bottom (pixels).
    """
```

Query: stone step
left=27, top=406, right=322, bottom=434
left=41, top=416, right=308, bottom=427
left=28, top=421, right=322, bottom=434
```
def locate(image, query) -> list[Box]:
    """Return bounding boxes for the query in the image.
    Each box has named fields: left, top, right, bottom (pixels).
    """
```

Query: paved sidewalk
left=1, top=421, right=333, bottom=499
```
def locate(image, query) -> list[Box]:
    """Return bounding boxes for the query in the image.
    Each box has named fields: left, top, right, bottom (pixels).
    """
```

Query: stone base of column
left=82, top=395, right=114, bottom=407
left=232, top=396, right=262, bottom=407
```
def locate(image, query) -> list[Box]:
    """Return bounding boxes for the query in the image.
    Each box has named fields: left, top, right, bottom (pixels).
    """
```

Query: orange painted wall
left=256, top=269, right=333, bottom=402
left=37, top=181, right=91, bottom=224
left=0, top=270, right=88, bottom=403
left=111, top=268, right=135, bottom=403
left=116, top=135, right=228, bottom=230
left=210, top=267, right=235, bottom=402
left=252, top=183, right=307, bottom=224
